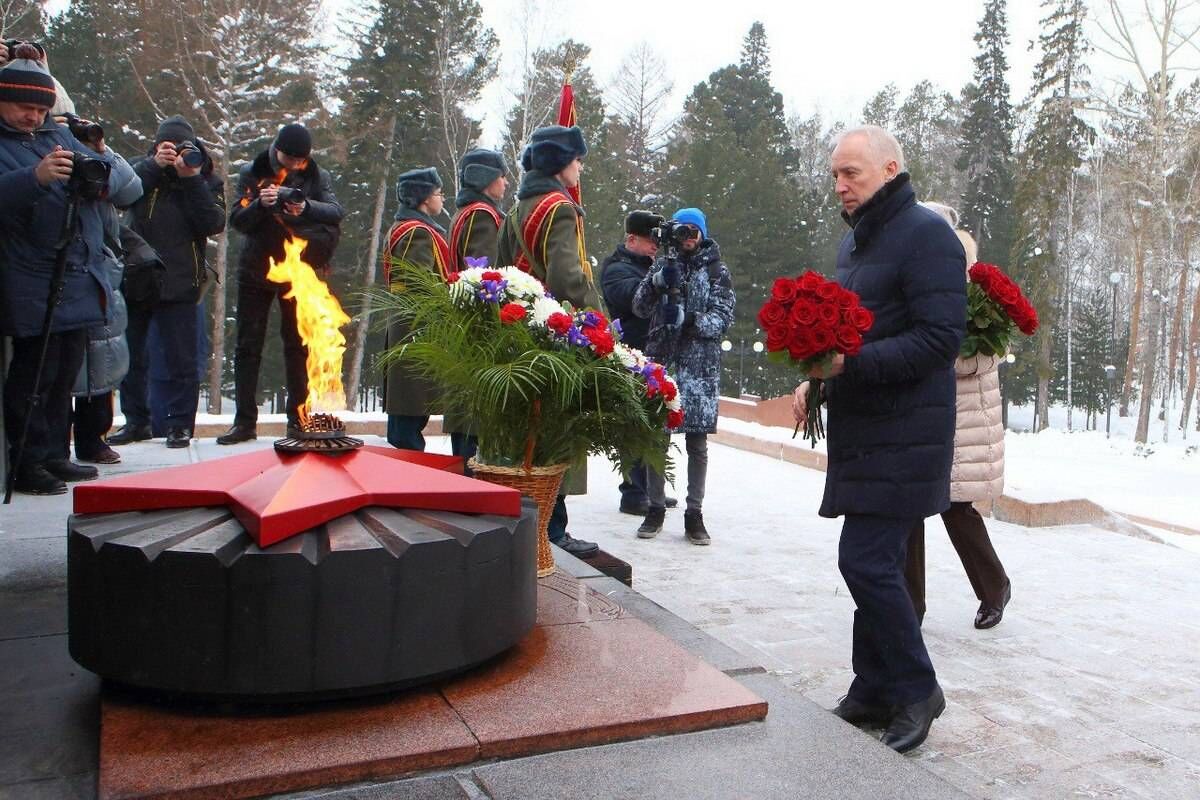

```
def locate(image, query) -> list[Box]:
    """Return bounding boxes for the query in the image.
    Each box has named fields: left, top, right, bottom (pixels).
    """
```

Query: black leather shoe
left=77, top=446, right=121, bottom=464
left=14, top=465, right=67, bottom=495
left=556, top=534, right=599, bottom=558
left=638, top=506, right=666, bottom=539
left=975, top=581, right=1012, bottom=629
left=881, top=685, right=945, bottom=753
left=831, top=695, right=894, bottom=727
left=216, top=424, right=257, bottom=445
left=107, top=423, right=152, bottom=445
left=619, top=499, right=649, bottom=516
left=44, top=459, right=99, bottom=482
left=165, top=428, right=192, bottom=449
left=665, top=496, right=678, bottom=508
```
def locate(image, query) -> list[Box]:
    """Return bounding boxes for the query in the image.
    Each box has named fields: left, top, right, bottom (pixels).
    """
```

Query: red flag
left=557, top=82, right=581, bottom=205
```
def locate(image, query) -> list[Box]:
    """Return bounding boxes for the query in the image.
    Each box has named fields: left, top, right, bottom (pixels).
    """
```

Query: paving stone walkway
left=570, top=441, right=1200, bottom=799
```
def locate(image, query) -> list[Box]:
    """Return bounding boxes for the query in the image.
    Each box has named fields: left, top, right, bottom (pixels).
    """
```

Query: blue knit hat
left=0, top=43, right=56, bottom=107
left=397, top=167, right=442, bottom=208
left=459, top=148, right=509, bottom=191
left=673, top=207, right=707, bottom=239
left=521, top=125, right=587, bottom=175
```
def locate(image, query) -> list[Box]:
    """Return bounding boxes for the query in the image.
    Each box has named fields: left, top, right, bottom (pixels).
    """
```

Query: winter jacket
left=0, top=116, right=121, bottom=338
left=820, top=174, right=967, bottom=520
left=950, top=353, right=1004, bottom=502
left=497, top=171, right=601, bottom=310
left=600, top=244, right=654, bottom=350
left=127, top=142, right=226, bottom=304
left=73, top=163, right=145, bottom=398
left=632, top=239, right=736, bottom=434
left=384, top=207, right=447, bottom=417
left=228, top=149, right=344, bottom=287
left=450, top=188, right=503, bottom=270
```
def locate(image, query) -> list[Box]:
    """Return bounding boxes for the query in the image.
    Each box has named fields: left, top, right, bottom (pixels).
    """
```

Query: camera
left=67, top=153, right=111, bottom=201
left=175, top=140, right=205, bottom=169
left=652, top=219, right=701, bottom=250
left=1, top=39, right=46, bottom=62
left=62, top=113, right=103, bottom=146
left=275, top=186, right=305, bottom=206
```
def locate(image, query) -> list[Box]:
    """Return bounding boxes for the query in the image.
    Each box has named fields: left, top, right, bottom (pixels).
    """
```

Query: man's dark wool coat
left=820, top=173, right=967, bottom=520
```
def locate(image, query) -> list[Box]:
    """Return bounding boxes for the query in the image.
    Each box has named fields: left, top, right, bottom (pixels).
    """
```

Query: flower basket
left=468, top=457, right=567, bottom=577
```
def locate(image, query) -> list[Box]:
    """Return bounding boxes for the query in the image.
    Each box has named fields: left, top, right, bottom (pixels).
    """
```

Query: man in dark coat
left=383, top=167, right=450, bottom=452
left=218, top=123, right=344, bottom=444
left=0, top=47, right=123, bottom=494
left=110, top=115, right=226, bottom=449
left=793, top=125, right=966, bottom=754
left=633, top=208, right=735, bottom=544
left=600, top=210, right=675, bottom=516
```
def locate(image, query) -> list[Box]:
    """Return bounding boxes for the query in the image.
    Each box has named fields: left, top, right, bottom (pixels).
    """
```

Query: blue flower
left=567, top=326, right=590, bottom=348
left=464, top=256, right=490, bottom=269
left=477, top=278, right=508, bottom=303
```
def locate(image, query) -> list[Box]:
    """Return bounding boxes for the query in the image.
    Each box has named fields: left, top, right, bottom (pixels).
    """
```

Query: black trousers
left=122, top=301, right=200, bottom=430
left=4, top=330, right=86, bottom=472
left=839, top=513, right=938, bottom=707
left=71, top=391, right=114, bottom=459
left=232, top=281, right=307, bottom=426
left=905, top=502, right=1010, bottom=619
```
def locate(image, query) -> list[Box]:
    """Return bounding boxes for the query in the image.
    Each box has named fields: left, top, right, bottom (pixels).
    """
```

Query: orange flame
left=267, top=237, right=351, bottom=415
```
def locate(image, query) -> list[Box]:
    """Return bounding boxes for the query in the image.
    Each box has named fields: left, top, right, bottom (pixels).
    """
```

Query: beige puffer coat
left=950, top=353, right=1004, bottom=502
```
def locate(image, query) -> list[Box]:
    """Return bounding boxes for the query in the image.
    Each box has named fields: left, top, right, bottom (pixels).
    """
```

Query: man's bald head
left=831, top=125, right=905, bottom=215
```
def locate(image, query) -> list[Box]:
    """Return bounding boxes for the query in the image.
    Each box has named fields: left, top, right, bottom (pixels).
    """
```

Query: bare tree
left=0, top=0, right=41, bottom=38
left=607, top=42, right=675, bottom=204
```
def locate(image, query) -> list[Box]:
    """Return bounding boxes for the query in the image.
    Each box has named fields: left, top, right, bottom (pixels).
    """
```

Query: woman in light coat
left=905, top=202, right=1011, bottom=629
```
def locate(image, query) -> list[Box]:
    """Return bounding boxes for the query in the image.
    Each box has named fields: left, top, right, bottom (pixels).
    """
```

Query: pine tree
left=861, top=84, right=898, bottom=128
left=1011, top=0, right=1091, bottom=431
left=957, top=0, right=1016, bottom=264
left=895, top=81, right=965, bottom=204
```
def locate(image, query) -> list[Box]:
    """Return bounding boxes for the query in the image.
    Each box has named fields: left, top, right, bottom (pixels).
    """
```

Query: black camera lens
left=276, top=187, right=305, bottom=205
left=177, top=142, right=205, bottom=168
left=67, top=153, right=112, bottom=200
left=65, top=114, right=103, bottom=144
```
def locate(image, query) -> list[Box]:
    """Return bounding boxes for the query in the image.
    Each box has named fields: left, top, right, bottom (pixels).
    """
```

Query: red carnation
left=481, top=270, right=503, bottom=282
left=662, top=379, right=678, bottom=401
left=667, top=409, right=685, bottom=430
left=585, top=326, right=614, bottom=357
left=547, top=312, right=573, bottom=335
left=759, top=301, right=788, bottom=329
left=771, top=277, right=800, bottom=304
left=446, top=271, right=461, bottom=284
left=790, top=300, right=818, bottom=326
left=499, top=303, right=527, bottom=324
left=850, top=306, right=874, bottom=333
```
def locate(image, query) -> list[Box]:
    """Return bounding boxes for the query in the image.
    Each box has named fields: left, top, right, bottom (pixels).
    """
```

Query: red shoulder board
left=385, top=219, right=452, bottom=284
left=449, top=202, right=503, bottom=269
left=514, top=191, right=573, bottom=275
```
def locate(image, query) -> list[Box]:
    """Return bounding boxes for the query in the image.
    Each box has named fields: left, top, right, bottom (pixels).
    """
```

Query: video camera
left=651, top=218, right=702, bottom=251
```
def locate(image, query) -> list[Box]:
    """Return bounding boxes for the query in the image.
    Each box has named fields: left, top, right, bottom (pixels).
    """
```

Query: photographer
left=632, top=208, right=735, bottom=544
left=218, top=123, right=343, bottom=444
left=109, top=115, right=226, bottom=450
left=0, top=46, right=123, bottom=495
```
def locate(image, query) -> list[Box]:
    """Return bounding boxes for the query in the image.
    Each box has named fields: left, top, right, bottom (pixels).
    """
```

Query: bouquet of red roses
left=757, top=270, right=874, bottom=447
left=963, top=263, right=1038, bottom=358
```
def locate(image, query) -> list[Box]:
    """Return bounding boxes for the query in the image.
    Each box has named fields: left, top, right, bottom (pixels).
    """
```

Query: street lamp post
left=721, top=338, right=764, bottom=396
left=1104, top=364, right=1116, bottom=439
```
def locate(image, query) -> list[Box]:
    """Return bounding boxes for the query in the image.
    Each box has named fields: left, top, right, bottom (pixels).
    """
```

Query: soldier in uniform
left=383, top=167, right=449, bottom=452
left=497, top=124, right=599, bottom=558
left=445, top=148, right=510, bottom=462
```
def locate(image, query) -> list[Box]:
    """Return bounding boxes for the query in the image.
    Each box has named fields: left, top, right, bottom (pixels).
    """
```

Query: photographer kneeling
left=632, top=208, right=735, bottom=544
left=0, top=45, right=123, bottom=495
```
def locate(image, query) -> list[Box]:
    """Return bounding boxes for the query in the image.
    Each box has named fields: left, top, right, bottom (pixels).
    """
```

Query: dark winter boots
left=638, top=506, right=666, bottom=539
left=684, top=509, right=710, bottom=546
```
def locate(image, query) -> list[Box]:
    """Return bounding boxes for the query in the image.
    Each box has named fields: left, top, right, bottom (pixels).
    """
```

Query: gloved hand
left=662, top=302, right=685, bottom=328
left=652, top=261, right=681, bottom=291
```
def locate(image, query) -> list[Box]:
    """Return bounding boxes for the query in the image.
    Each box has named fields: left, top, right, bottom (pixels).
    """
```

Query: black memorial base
left=68, top=500, right=538, bottom=702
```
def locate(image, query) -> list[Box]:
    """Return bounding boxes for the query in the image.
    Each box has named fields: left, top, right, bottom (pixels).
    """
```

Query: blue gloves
left=653, top=261, right=681, bottom=291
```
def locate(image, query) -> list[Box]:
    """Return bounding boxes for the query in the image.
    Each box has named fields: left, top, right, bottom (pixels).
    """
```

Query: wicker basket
left=468, top=458, right=568, bottom=577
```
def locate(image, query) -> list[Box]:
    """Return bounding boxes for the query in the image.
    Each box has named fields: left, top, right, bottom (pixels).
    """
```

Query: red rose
left=766, top=325, right=788, bottom=352
left=836, top=287, right=858, bottom=308
left=667, top=409, right=685, bottom=430
left=995, top=280, right=1021, bottom=307
left=547, top=312, right=573, bottom=334
left=771, top=277, right=799, bottom=304
left=799, top=271, right=823, bottom=293
left=811, top=326, right=836, bottom=354
left=816, top=281, right=841, bottom=302
left=446, top=271, right=461, bottom=284
left=790, top=300, right=818, bottom=326
left=850, top=306, right=874, bottom=332
left=499, top=303, right=527, bottom=324
left=585, top=326, right=614, bottom=356
left=787, top=327, right=818, bottom=360
left=835, top=324, right=862, bottom=355
left=817, top=303, right=839, bottom=326
left=758, top=301, right=788, bottom=329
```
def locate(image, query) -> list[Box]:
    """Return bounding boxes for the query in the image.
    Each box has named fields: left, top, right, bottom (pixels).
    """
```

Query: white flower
left=498, top=267, right=545, bottom=300
left=666, top=395, right=683, bottom=412
left=613, top=344, right=639, bottom=369
left=530, top=296, right=566, bottom=326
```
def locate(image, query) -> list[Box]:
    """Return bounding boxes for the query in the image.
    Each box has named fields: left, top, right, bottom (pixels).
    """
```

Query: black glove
left=653, top=261, right=680, bottom=291
left=662, top=301, right=684, bottom=328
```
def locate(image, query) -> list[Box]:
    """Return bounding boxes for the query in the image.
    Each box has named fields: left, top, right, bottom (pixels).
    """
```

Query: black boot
left=880, top=685, right=945, bottom=753
left=216, top=424, right=257, bottom=445
left=107, top=423, right=152, bottom=445
left=638, top=506, right=666, bottom=539
left=683, top=509, right=710, bottom=545
left=14, top=465, right=68, bottom=496
left=44, top=459, right=99, bottom=482
left=165, top=428, right=193, bottom=449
